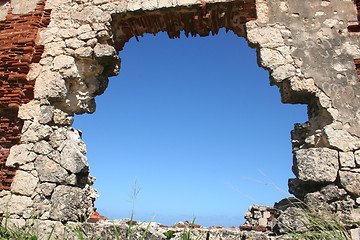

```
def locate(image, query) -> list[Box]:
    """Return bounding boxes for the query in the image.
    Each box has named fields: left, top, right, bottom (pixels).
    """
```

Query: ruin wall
left=0, top=0, right=359, bottom=238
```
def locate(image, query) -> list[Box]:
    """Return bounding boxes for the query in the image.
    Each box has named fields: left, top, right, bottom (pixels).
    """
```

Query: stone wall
left=0, top=0, right=359, bottom=238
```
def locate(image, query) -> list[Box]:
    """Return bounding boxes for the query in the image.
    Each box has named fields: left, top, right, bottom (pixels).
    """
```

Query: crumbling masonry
left=0, top=0, right=359, bottom=239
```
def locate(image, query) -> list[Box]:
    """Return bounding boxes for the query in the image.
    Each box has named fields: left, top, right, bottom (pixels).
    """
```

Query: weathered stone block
left=49, top=128, right=67, bottom=149
left=39, top=183, right=57, bottom=197
left=39, top=105, right=55, bottom=124
left=324, top=125, right=360, bottom=152
left=59, top=142, right=88, bottom=174
left=275, top=207, right=308, bottom=234
left=43, top=41, right=66, bottom=56
left=6, top=144, right=36, bottom=167
left=293, top=148, right=339, bottom=182
left=11, top=0, right=39, bottom=14
left=35, top=156, right=68, bottom=183
left=93, top=0, right=112, bottom=5
left=72, top=6, right=109, bottom=23
left=34, top=70, right=67, bottom=100
left=58, top=28, right=77, bottom=39
left=319, top=184, right=347, bottom=201
left=75, top=47, right=94, bottom=58
left=7, top=195, right=33, bottom=216
left=38, top=27, right=62, bottom=44
left=0, top=192, right=11, bottom=214
left=260, top=48, right=288, bottom=69
left=52, top=55, right=75, bottom=70
left=33, top=140, right=53, bottom=155
left=350, top=228, right=360, bottom=240
left=18, top=101, right=41, bottom=120
left=94, top=43, right=117, bottom=59
left=45, top=0, right=71, bottom=9
left=65, top=38, right=86, bottom=49
left=339, top=152, right=356, bottom=168
left=0, top=2, right=10, bottom=21
left=271, top=64, right=296, bottom=82
left=20, top=122, right=53, bottom=143
left=50, top=185, right=89, bottom=221
left=247, top=26, right=284, bottom=48
left=339, top=170, right=360, bottom=197
left=11, top=171, right=38, bottom=196
left=141, top=0, right=159, bottom=10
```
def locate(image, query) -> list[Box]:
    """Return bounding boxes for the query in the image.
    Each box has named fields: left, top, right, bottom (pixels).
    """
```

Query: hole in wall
left=73, top=29, right=308, bottom=227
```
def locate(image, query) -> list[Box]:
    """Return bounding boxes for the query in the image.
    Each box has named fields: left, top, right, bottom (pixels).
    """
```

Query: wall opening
left=74, top=29, right=308, bottom=227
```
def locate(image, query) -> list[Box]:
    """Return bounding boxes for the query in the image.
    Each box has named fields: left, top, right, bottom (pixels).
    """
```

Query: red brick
left=0, top=0, right=51, bottom=191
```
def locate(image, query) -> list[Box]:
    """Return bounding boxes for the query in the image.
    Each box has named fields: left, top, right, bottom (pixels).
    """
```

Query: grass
left=123, top=180, right=154, bottom=240
left=163, top=218, right=204, bottom=240
left=1, top=182, right=357, bottom=239
left=276, top=197, right=360, bottom=240
left=0, top=224, right=38, bottom=240
left=0, top=216, right=54, bottom=240
left=285, top=208, right=353, bottom=240
left=0, top=210, right=355, bottom=240
left=179, top=218, right=204, bottom=240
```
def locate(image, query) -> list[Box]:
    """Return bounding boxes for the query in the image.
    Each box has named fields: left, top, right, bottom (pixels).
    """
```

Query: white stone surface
left=324, top=125, right=360, bottom=152
left=294, top=148, right=339, bottom=182
left=6, top=144, right=37, bottom=167
left=59, top=142, right=89, bottom=174
left=35, top=156, right=68, bottom=183
left=7, top=195, right=33, bottom=216
left=0, top=2, right=10, bottom=21
left=11, top=0, right=39, bottom=14
left=34, top=70, right=67, bottom=99
left=339, top=152, right=356, bottom=168
left=11, top=171, right=38, bottom=196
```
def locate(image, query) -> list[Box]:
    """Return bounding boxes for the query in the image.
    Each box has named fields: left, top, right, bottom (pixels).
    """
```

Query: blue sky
left=73, top=29, right=308, bottom=227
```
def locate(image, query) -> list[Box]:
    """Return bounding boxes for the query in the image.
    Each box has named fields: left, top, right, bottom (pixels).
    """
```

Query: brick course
left=0, top=0, right=50, bottom=191
left=348, top=0, right=360, bottom=32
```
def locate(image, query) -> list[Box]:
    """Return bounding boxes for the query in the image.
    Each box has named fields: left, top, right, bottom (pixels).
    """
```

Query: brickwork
left=0, top=0, right=50, bottom=191
left=112, top=0, right=256, bottom=51
left=348, top=0, right=360, bottom=32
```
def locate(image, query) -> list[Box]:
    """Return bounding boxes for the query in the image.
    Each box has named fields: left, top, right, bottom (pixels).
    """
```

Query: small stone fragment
left=39, top=183, right=57, bottom=197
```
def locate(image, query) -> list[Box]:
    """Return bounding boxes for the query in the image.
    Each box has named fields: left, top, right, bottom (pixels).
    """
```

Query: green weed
left=286, top=210, right=352, bottom=240
left=0, top=218, right=39, bottom=240
left=179, top=218, right=204, bottom=240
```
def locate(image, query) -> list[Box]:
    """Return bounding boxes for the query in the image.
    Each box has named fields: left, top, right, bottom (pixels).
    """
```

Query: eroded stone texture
left=339, top=170, right=360, bottom=197
left=293, top=148, right=339, bottom=182
left=0, top=0, right=359, bottom=238
left=10, top=170, right=38, bottom=196
left=11, top=0, right=40, bottom=14
left=50, top=185, right=90, bottom=221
